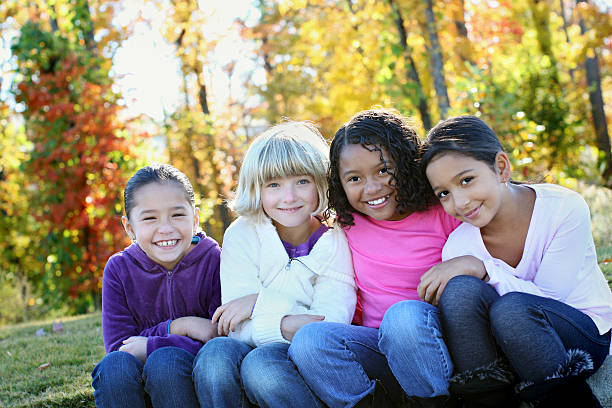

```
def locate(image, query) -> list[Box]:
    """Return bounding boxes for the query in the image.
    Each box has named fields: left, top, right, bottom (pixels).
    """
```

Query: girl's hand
left=170, top=317, right=219, bottom=343
left=417, top=256, right=486, bottom=306
left=119, top=336, right=147, bottom=362
left=280, top=314, right=325, bottom=342
left=212, top=294, right=258, bottom=336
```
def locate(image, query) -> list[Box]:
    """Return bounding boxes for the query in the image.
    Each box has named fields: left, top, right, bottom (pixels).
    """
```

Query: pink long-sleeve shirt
left=442, top=184, right=612, bottom=342
left=345, top=205, right=460, bottom=328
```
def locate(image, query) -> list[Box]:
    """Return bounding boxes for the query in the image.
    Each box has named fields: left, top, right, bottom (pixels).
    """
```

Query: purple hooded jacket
left=101, top=232, right=221, bottom=356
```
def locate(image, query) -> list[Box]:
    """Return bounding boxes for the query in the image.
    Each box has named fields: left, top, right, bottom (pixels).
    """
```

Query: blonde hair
left=230, top=121, right=330, bottom=222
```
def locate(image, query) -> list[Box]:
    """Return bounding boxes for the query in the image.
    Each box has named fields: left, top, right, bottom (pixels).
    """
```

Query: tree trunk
left=194, top=73, right=231, bottom=232
left=559, top=0, right=575, bottom=82
left=578, top=0, right=612, bottom=185
left=387, top=0, right=432, bottom=130
left=49, top=3, right=60, bottom=33
left=452, top=0, right=475, bottom=69
left=423, top=0, right=450, bottom=119
left=198, top=82, right=210, bottom=115
left=78, top=0, right=96, bottom=52
left=529, top=0, right=559, bottom=84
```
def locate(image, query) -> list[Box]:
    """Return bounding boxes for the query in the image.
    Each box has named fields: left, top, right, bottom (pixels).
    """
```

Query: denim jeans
left=91, top=347, right=199, bottom=408
left=289, top=300, right=453, bottom=408
left=439, top=275, right=611, bottom=383
left=192, top=336, right=325, bottom=408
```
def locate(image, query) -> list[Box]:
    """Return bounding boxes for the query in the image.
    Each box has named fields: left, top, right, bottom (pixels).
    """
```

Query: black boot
left=354, top=380, right=395, bottom=408
left=407, top=394, right=461, bottom=408
left=449, top=358, right=519, bottom=408
left=516, top=349, right=601, bottom=408
left=531, top=378, right=602, bottom=408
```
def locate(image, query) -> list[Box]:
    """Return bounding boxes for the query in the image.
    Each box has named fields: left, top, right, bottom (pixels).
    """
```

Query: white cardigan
left=220, top=216, right=357, bottom=347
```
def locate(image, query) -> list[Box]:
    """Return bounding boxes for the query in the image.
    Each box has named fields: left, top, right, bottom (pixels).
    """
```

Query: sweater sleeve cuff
left=147, top=336, right=158, bottom=356
left=483, top=258, right=501, bottom=288
left=251, top=313, right=289, bottom=346
left=147, top=335, right=203, bottom=356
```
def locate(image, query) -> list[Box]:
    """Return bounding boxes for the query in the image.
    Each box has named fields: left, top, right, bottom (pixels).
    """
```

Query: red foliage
left=17, top=54, right=131, bottom=299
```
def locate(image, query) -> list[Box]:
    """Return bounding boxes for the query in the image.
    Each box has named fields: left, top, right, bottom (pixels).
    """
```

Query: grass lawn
left=0, top=246, right=610, bottom=408
left=0, top=313, right=103, bottom=408
left=599, top=245, right=612, bottom=286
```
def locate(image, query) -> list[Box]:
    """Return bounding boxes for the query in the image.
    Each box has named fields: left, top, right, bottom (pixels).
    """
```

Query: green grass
left=0, top=313, right=103, bottom=408
left=598, top=245, right=612, bottom=286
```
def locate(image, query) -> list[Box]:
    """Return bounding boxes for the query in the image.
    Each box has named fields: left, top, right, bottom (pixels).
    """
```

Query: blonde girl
left=192, top=121, right=357, bottom=408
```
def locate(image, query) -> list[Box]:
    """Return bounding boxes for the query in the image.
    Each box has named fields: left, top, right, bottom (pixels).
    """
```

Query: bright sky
left=2, top=1, right=611, bottom=121
left=0, top=1, right=261, bottom=121
left=110, top=0, right=261, bottom=121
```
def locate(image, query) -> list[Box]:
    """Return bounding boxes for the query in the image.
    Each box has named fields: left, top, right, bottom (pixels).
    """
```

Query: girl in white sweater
left=192, top=121, right=357, bottom=408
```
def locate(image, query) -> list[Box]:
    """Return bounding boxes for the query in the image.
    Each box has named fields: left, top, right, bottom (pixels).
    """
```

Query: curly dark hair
left=328, top=109, right=437, bottom=227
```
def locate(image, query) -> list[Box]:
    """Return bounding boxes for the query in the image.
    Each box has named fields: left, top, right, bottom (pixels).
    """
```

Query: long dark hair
left=124, top=164, right=195, bottom=219
left=328, top=109, right=436, bottom=227
left=422, top=115, right=504, bottom=173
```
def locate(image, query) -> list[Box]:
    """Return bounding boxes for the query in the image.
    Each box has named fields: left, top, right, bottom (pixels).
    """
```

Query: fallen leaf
left=38, top=362, right=50, bottom=370
left=601, top=258, right=612, bottom=264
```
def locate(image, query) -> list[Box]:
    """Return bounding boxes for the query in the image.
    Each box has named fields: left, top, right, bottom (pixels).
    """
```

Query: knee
left=380, top=300, right=439, bottom=348
left=289, top=321, right=338, bottom=364
left=241, top=349, right=286, bottom=398
left=439, top=275, right=486, bottom=316
left=92, top=351, right=142, bottom=391
left=143, top=347, right=193, bottom=387
left=490, top=292, right=534, bottom=339
left=193, top=337, right=247, bottom=388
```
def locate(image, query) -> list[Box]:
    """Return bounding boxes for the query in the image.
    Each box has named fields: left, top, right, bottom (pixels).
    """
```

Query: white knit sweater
left=220, top=216, right=357, bottom=347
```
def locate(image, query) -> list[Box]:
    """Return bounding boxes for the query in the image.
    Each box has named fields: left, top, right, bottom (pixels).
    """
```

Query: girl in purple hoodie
left=91, top=164, right=221, bottom=408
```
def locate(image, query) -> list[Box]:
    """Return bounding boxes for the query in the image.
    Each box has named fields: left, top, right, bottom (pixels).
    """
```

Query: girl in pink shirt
left=289, top=109, right=460, bottom=408
left=421, top=115, right=612, bottom=408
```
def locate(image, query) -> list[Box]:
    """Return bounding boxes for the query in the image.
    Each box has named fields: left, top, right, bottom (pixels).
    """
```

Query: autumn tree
left=576, top=0, right=612, bottom=186
left=387, top=0, right=433, bottom=129
left=159, top=0, right=243, bottom=242
left=246, top=0, right=407, bottom=134
left=422, top=0, right=451, bottom=118
left=0, top=87, right=45, bottom=322
left=10, top=2, right=135, bottom=312
left=246, top=0, right=611, bottom=187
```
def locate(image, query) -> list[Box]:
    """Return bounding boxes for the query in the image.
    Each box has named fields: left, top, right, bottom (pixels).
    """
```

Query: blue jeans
left=91, top=347, right=198, bottom=408
left=439, top=275, right=611, bottom=383
left=289, top=300, right=453, bottom=408
left=192, top=337, right=325, bottom=408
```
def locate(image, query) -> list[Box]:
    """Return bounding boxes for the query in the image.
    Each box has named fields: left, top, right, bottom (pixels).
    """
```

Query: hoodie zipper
left=166, top=268, right=174, bottom=318
left=285, top=257, right=313, bottom=273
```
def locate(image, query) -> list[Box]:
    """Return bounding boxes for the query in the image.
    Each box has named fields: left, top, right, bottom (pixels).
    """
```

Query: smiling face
left=338, top=143, right=406, bottom=221
left=425, top=152, right=509, bottom=228
left=260, top=174, right=318, bottom=240
left=122, top=182, right=199, bottom=270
